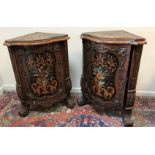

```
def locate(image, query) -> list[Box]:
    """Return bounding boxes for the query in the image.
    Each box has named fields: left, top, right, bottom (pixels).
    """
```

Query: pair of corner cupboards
left=4, top=30, right=146, bottom=126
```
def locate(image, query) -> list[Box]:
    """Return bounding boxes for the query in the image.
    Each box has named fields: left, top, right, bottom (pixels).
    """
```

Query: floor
left=0, top=91, right=155, bottom=127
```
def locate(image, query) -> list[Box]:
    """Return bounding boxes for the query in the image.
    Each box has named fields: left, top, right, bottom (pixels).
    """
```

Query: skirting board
left=0, top=84, right=155, bottom=97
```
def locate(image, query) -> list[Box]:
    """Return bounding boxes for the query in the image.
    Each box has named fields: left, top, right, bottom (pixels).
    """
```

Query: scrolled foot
left=77, top=96, right=88, bottom=106
left=122, top=109, right=133, bottom=127
left=18, top=103, right=30, bottom=117
left=123, top=116, right=133, bottom=127
left=65, top=98, right=75, bottom=109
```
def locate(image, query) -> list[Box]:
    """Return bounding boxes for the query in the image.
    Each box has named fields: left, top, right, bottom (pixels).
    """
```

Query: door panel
left=91, top=51, right=119, bottom=100
left=26, top=50, right=58, bottom=97
left=14, top=43, right=66, bottom=101
left=86, top=42, right=131, bottom=109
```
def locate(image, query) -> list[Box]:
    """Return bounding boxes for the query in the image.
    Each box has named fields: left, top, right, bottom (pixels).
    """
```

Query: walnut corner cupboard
left=78, top=30, right=146, bottom=126
left=4, top=32, right=74, bottom=117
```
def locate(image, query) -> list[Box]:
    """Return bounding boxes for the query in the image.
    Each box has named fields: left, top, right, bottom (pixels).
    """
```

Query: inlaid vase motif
left=91, top=52, right=119, bottom=100
left=26, top=51, right=58, bottom=97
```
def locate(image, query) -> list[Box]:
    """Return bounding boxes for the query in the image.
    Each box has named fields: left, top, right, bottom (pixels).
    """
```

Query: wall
left=0, top=27, right=155, bottom=96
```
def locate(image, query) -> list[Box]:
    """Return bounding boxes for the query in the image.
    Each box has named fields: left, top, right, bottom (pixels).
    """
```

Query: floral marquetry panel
left=26, top=51, right=58, bottom=97
left=12, top=43, right=66, bottom=100
left=91, top=51, right=119, bottom=100
left=81, top=39, right=132, bottom=109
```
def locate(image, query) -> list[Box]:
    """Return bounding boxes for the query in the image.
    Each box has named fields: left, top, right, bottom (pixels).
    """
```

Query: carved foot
left=77, top=96, right=88, bottom=106
left=65, top=98, right=75, bottom=109
left=18, top=103, right=30, bottom=117
left=122, top=109, right=133, bottom=127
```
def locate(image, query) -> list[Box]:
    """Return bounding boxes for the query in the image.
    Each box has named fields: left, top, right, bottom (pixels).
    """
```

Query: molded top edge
left=81, top=30, right=147, bottom=45
left=4, top=32, right=69, bottom=46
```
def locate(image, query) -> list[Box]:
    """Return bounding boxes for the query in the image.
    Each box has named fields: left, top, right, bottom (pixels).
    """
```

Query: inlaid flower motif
left=26, top=51, right=58, bottom=97
left=91, top=52, right=118, bottom=100
left=96, top=73, right=103, bottom=80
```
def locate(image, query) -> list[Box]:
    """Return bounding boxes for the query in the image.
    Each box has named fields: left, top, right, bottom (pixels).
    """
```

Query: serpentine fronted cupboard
left=78, top=30, right=146, bottom=126
left=4, top=32, right=74, bottom=117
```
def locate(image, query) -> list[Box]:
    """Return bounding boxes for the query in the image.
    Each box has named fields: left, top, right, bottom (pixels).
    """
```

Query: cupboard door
left=14, top=43, right=66, bottom=103
left=86, top=42, right=131, bottom=109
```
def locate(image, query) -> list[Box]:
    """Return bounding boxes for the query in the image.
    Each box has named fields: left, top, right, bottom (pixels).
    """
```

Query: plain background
left=0, top=0, right=155, bottom=155
left=0, top=27, right=155, bottom=96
